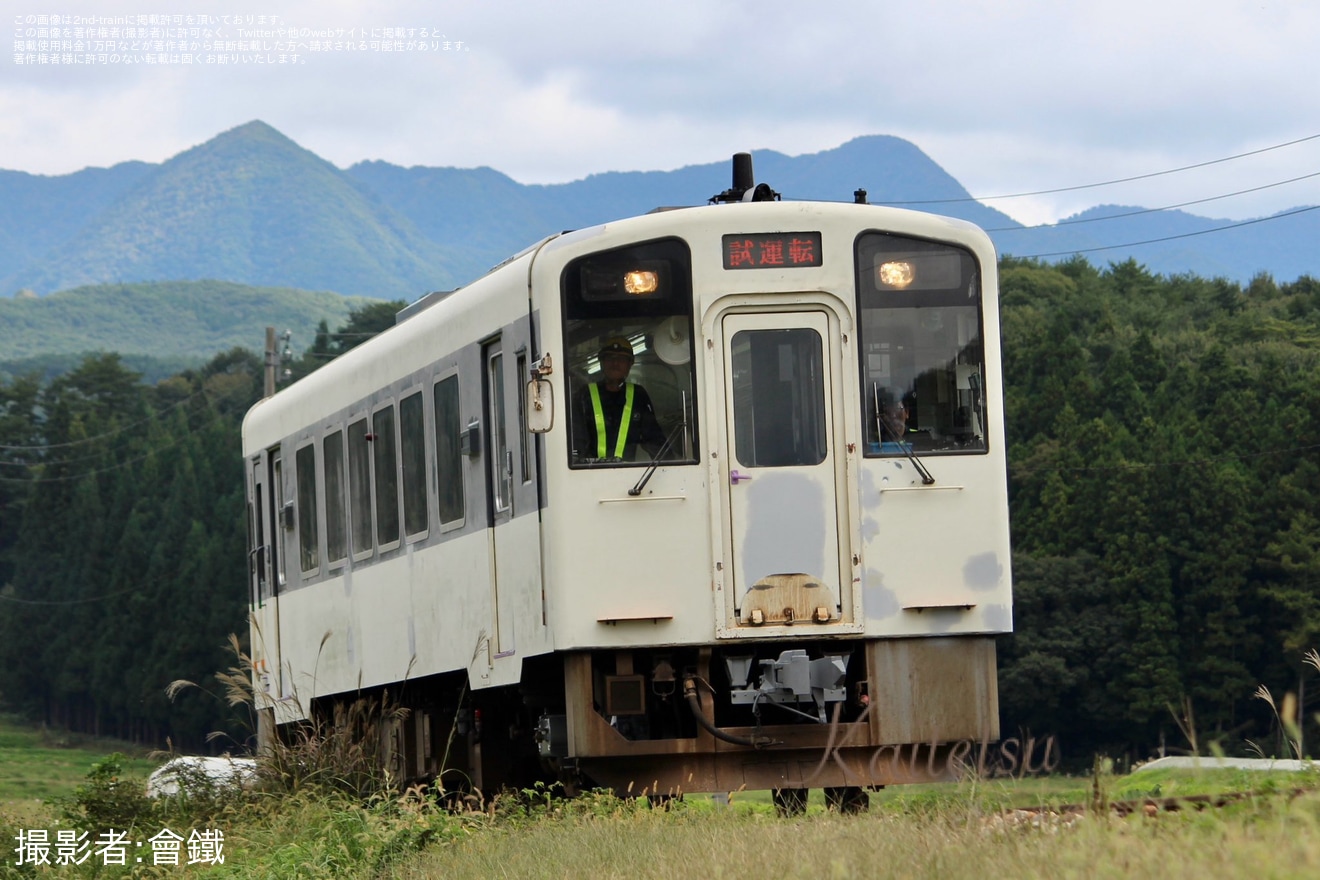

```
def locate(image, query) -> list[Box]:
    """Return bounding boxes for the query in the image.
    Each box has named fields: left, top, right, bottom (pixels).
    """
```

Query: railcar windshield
left=855, top=232, right=987, bottom=456
left=561, top=237, right=699, bottom=468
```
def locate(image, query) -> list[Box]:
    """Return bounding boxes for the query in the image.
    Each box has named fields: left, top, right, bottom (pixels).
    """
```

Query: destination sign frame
left=721, top=232, right=822, bottom=270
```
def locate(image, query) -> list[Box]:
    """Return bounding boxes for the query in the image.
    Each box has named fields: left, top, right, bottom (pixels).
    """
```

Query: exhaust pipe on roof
left=710, top=152, right=780, bottom=204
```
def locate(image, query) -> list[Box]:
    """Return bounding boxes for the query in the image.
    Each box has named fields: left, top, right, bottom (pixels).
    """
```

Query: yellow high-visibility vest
left=588, top=382, right=635, bottom=459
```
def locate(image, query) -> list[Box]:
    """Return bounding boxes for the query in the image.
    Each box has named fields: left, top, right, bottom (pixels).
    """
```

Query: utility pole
left=263, top=327, right=294, bottom=398
left=263, top=326, right=277, bottom=398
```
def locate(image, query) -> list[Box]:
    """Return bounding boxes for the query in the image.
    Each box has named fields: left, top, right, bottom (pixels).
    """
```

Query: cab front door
left=719, top=310, right=852, bottom=631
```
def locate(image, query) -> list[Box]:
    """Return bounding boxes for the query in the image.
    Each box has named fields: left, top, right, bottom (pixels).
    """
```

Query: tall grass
left=166, top=631, right=407, bottom=799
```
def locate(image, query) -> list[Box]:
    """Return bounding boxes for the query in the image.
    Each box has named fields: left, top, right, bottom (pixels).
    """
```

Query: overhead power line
left=0, top=386, right=211, bottom=452
left=1009, top=441, right=1320, bottom=478
left=879, top=132, right=1320, bottom=205
left=0, top=401, right=235, bottom=474
left=1016, top=205, right=1320, bottom=258
left=0, top=586, right=141, bottom=606
left=983, top=170, right=1320, bottom=233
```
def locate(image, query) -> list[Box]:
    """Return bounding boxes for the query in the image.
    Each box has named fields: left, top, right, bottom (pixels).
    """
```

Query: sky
left=5, top=0, right=1320, bottom=227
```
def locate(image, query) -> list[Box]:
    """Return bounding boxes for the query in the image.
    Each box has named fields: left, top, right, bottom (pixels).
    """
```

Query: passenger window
left=433, top=375, right=465, bottom=525
left=323, top=430, right=347, bottom=565
left=561, top=238, right=699, bottom=468
left=348, top=417, right=373, bottom=557
left=400, top=391, right=428, bottom=538
left=373, top=405, right=400, bottom=547
left=295, top=443, right=319, bottom=574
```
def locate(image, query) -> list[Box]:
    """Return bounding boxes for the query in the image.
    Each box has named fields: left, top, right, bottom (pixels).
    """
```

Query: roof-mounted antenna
left=710, top=152, right=780, bottom=204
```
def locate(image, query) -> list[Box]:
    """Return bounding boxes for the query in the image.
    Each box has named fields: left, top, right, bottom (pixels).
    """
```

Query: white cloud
left=3, top=0, right=1318, bottom=222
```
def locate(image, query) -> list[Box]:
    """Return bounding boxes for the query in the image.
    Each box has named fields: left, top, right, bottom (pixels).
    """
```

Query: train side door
left=483, top=340, right=517, bottom=655
left=719, top=310, right=853, bottom=628
left=249, top=448, right=284, bottom=699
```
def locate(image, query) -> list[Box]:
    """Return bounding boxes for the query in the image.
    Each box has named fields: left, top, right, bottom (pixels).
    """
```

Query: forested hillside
left=2, top=263, right=1320, bottom=757
left=0, top=279, right=369, bottom=366
left=0, top=303, right=399, bottom=749
left=0, top=122, right=455, bottom=301
left=1000, top=258, right=1320, bottom=757
left=0, top=351, right=261, bottom=747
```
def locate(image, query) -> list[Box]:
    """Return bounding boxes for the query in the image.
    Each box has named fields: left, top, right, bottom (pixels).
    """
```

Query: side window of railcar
left=487, top=351, right=512, bottom=513
left=400, top=391, right=428, bottom=539
left=561, top=237, right=699, bottom=468
left=246, top=500, right=260, bottom=606
left=516, top=352, right=531, bottom=483
left=855, top=233, right=988, bottom=456
left=271, top=454, right=286, bottom=587
left=348, top=417, right=373, bottom=558
left=433, top=374, right=465, bottom=526
left=295, top=443, right=319, bottom=575
left=373, top=404, right=401, bottom=548
left=323, top=429, right=348, bottom=566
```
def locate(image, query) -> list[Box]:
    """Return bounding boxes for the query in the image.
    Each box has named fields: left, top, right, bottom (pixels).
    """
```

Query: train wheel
left=772, top=787, right=808, bottom=816
left=824, top=786, right=869, bottom=814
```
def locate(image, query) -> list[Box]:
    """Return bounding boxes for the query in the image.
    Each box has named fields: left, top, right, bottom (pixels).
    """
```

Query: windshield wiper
left=873, top=383, right=935, bottom=485
left=629, top=393, right=689, bottom=496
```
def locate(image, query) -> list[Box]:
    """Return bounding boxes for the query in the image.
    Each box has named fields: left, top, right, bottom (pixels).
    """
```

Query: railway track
left=988, top=787, right=1315, bottom=829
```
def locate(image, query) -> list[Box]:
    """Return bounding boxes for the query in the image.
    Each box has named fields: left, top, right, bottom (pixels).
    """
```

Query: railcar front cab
left=539, top=213, right=1001, bottom=795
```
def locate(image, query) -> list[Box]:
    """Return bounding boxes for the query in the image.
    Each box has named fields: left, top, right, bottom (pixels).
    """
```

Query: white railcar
left=243, top=158, right=1012, bottom=803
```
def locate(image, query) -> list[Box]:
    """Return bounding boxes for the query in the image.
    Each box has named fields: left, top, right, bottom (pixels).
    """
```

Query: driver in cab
left=572, top=336, right=665, bottom=463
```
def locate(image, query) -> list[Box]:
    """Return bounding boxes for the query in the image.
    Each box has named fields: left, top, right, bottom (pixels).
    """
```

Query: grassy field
left=404, top=791, right=1320, bottom=880
left=2, top=713, right=1319, bottom=880
left=0, top=715, right=157, bottom=821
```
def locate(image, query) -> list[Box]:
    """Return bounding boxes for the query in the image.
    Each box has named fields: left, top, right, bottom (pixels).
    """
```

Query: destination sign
left=721, top=232, right=822, bottom=270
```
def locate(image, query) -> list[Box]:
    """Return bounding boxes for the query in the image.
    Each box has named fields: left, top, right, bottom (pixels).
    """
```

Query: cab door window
left=730, top=327, right=827, bottom=468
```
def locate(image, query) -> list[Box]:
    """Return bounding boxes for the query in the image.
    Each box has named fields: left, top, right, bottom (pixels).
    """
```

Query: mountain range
left=1, top=120, right=1316, bottom=303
